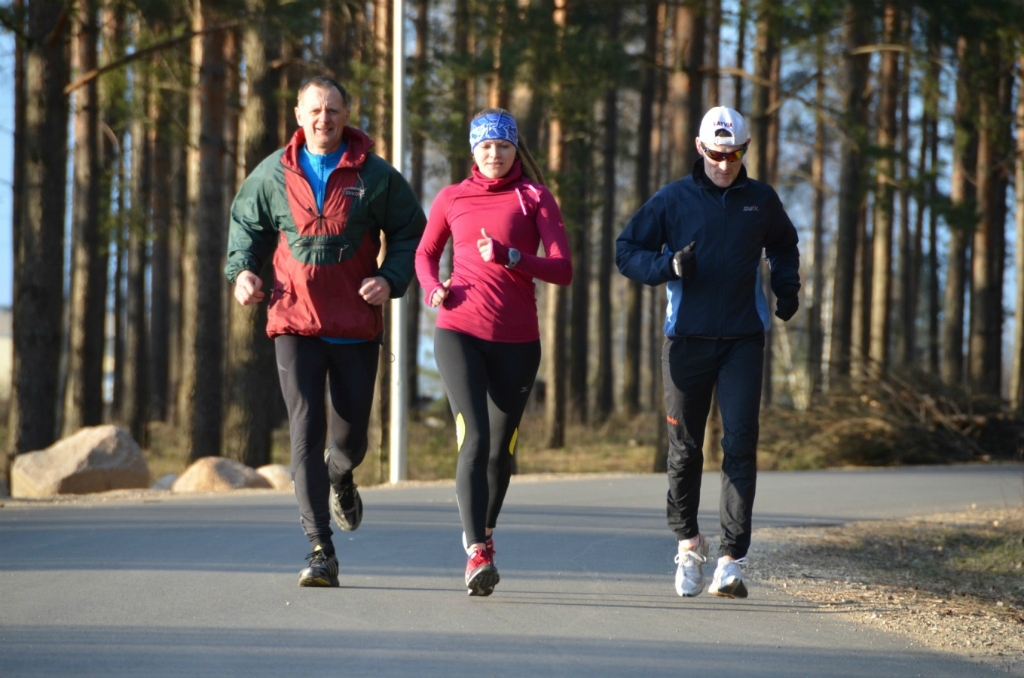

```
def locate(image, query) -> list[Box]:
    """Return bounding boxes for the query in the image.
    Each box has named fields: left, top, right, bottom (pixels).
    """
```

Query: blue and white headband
left=469, top=113, right=518, bottom=152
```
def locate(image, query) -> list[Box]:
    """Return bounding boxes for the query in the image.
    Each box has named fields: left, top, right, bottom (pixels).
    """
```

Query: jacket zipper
left=284, top=163, right=325, bottom=232
left=284, top=155, right=351, bottom=260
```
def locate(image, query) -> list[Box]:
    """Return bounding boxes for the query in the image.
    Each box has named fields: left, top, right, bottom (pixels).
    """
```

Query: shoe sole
left=329, top=484, right=363, bottom=532
left=466, top=565, right=500, bottom=597
left=298, top=573, right=340, bottom=588
left=709, top=580, right=747, bottom=598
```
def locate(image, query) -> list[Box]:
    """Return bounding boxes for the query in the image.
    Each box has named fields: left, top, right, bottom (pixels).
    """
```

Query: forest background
left=2, top=0, right=1024, bottom=487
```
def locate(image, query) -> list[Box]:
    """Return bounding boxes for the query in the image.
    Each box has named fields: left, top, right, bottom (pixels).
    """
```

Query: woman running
left=415, top=109, right=572, bottom=596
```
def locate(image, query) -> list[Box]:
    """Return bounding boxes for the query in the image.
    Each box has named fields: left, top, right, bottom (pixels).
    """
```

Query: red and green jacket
left=225, top=127, right=426, bottom=342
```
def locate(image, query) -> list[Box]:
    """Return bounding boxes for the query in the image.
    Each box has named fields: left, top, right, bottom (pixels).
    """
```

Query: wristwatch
left=505, top=248, right=521, bottom=269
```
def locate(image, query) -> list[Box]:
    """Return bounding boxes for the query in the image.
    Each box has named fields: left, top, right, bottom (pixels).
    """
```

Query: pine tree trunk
left=486, top=0, right=508, bottom=109
left=544, top=0, right=568, bottom=449
left=968, top=41, right=1010, bottom=397
left=223, top=28, right=242, bottom=214
left=124, top=69, right=151, bottom=445
left=897, top=15, right=915, bottom=368
left=167, top=88, right=187, bottom=426
left=807, top=44, right=826, bottom=396
left=747, top=7, right=773, bottom=403
left=830, top=2, right=871, bottom=382
left=852, top=200, right=872, bottom=382
left=223, top=6, right=279, bottom=467
left=705, top=0, right=720, bottom=107
left=406, top=0, right=429, bottom=410
left=668, top=1, right=703, bottom=179
left=942, top=36, right=977, bottom=387
left=105, top=1, right=127, bottom=422
left=450, top=0, right=473, bottom=184
left=373, top=0, right=391, bottom=160
left=181, top=3, right=227, bottom=460
left=733, top=0, right=746, bottom=109
left=623, top=1, right=661, bottom=417
left=908, top=50, right=928, bottom=374
left=322, top=0, right=352, bottom=81
left=568, top=137, right=589, bottom=424
left=64, top=0, right=106, bottom=435
left=8, top=0, right=70, bottom=456
left=926, top=107, right=940, bottom=374
left=149, top=49, right=173, bottom=423
left=111, top=156, right=126, bottom=419
left=648, top=6, right=669, bottom=416
left=1011, top=53, right=1024, bottom=418
left=595, top=6, right=619, bottom=423
left=167, top=45, right=188, bottom=426
left=869, top=4, right=899, bottom=375
left=5, top=0, right=25, bottom=481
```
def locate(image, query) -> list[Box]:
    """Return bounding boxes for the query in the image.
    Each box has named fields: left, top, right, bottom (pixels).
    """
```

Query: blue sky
left=1, top=33, right=14, bottom=308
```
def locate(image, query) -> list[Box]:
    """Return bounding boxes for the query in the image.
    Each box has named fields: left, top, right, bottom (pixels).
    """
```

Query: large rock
left=256, top=464, right=293, bottom=491
left=11, top=425, right=149, bottom=498
left=172, top=457, right=272, bottom=493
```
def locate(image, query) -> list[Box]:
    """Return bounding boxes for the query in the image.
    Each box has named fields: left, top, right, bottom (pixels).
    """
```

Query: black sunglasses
left=700, top=140, right=749, bottom=163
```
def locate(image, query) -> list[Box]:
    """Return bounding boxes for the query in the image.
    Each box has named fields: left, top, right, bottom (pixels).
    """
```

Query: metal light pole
left=389, top=0, right=408, bottom=483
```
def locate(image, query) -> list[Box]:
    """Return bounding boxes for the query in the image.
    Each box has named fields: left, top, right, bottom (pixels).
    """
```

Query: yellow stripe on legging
left=509, top=427, right=518, bottom=455
left=456, top=413, right=466, bottom=451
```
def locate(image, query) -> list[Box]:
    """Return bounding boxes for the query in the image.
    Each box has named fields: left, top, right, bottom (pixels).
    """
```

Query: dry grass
left=751, top=505, right=1024, bottom=673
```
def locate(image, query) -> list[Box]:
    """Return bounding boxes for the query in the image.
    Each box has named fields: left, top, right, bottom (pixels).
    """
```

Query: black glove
left=774, top=286, right=799, bottom=321
left=671, top=241, right=697, bottom=281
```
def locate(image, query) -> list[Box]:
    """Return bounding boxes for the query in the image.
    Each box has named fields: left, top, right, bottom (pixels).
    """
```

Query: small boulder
left=151, top=474, right=178, bottom=490
left=172, top=456, right=271, bottom=493
left=11, top=425, right=149, bottom=498
left=256, top=464, right=293, bottom=491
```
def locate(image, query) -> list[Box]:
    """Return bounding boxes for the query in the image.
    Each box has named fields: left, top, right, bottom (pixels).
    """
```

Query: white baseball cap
left=698, top=106, right=749, bottom=147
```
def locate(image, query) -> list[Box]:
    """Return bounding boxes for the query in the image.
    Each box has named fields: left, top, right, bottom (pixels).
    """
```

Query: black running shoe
left=329, top=482, right=363, bottom=532
left=298, top=545, right=339, bottom=587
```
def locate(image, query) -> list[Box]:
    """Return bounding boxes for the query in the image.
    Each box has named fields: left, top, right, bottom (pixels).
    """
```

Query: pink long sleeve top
left=415, top=160, right=572, bottom=343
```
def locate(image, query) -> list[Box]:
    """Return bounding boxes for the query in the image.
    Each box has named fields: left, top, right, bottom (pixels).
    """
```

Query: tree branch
left=63, top=20, right=241, bottom=95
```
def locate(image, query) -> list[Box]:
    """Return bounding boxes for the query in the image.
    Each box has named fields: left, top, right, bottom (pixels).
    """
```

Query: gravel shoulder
left=749, top=506, right=1024, bottom=675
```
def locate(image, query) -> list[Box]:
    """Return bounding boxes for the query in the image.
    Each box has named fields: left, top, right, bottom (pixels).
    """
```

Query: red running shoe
left=465, top=547, right=500, bottom=597
left=462, top=532, right=496, bottom=560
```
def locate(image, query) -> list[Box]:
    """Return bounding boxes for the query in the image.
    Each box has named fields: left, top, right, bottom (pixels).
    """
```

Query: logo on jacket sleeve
left=743, top=205, right=759, bottom=212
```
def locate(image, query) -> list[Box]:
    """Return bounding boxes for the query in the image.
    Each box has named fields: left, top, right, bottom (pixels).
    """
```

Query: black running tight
left=433, top=328, right=541, bottom=546
left=275, top=335, right=379, bottom=552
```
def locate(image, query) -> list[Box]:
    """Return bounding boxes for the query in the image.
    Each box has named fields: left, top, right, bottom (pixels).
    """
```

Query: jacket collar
left=692, top=158, right=748, bottom=192
left=467, top=158, right=524, bottom=192
left=281, top=126, right=375, bottom=172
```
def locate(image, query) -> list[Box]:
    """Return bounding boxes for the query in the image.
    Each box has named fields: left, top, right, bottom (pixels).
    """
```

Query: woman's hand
left=429, top=279, right=451, bottom=308
left=477, top=228, right=494, bottom=263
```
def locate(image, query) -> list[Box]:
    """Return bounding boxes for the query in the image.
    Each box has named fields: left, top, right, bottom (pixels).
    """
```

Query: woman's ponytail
left=515, top=136, right=547, bottom=186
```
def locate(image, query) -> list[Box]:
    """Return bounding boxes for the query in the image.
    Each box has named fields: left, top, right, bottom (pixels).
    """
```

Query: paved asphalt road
left=1, top=464, right=1021, bottom=677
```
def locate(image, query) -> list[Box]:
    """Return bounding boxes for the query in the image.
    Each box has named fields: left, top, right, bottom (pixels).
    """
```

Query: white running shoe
left=673, top=535, right=709, bottom=597
left=708, top=556, right=748, bottom=598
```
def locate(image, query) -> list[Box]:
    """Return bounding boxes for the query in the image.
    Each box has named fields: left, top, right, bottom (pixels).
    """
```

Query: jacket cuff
left=775, top=284, right=800, bottom=299
left=225, top=260, right=259, bottom=286
left=425, top=284, right=444, bottom=305
left=378, top=272, right=401, bottom=299
left=490, top=241, right=511, bottom=266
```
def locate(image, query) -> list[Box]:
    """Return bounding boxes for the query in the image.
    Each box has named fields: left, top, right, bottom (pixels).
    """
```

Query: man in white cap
left=615, top=106, right=801, bottom=599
